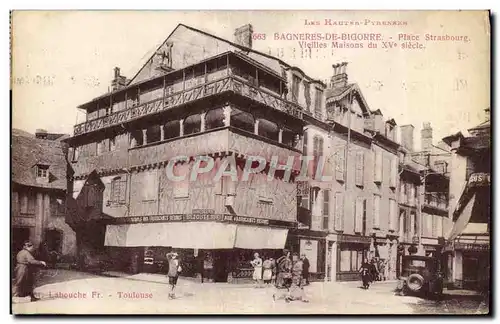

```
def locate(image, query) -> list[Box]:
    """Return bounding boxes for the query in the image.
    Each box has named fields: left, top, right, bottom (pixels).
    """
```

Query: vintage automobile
left=397, top=255, right=444, bottom=299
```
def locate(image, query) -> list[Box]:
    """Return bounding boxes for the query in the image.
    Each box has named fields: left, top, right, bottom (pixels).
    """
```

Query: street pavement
left=11, top=269, right=489, bottom=315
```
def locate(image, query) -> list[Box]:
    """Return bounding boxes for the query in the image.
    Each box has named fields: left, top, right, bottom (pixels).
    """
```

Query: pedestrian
left=166, top=251, right=182, bottom=299
left=269, top=258, right=276, bottom=286
left=301, top=253, right=310, bottom=286
left=285, top=252, right=309, bottom=303
left=359, top=260, right=371, bottom=289
left=370, top=258, right=379, bottom=282
left=250, top=252, right=263, bottom=288
left=262, top=256, right=273, bottom=286
left=12, top=241, right=47, bottom=302
left=273, top=250, right=292, bottom=301
left=201, top=253, right=213, bottom=283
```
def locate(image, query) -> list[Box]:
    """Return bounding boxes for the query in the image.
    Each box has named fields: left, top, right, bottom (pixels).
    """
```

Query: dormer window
left=37, top=164, right=49, bottom=178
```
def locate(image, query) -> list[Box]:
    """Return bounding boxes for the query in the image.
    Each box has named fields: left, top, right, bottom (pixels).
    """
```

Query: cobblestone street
left=11, top=270, right=489, bottom=315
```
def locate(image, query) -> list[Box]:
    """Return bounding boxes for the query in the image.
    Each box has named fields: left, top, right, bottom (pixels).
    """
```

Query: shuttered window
left=313, top=136, right=324, bottom=178
left=390, top=157, right=398, bottom=189
left=335, top=147, right=346, bottom=182
left=373, top=195, right=381, bottom=229
left=110, top=176, right=127, bottom=204
left=389, top=199, right=397, bottom=231
left=374, top=149, right=383, bottom=183
left=322, top=189, right=330, bottom=230
left=334, top=192, right=344, bottom=231
left=354, top=198, right=364, bottom=233
left=355, top=151, right=364, bottom=187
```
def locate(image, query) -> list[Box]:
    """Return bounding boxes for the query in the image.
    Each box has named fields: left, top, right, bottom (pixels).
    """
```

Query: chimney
left=421, top=122, right=433, bottom=151
left=330, top=62, right=348, bottom=89
left=234, top=24, right=253, bottom=49
left=400, top=124, right=415, bottom=152
left=35, top=129, right=48, bottom=140
left=111, top=66, right=127, bottom=91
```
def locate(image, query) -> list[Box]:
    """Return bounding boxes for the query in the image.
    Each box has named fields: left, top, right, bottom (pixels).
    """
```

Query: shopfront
left=336, top=234, right=371, bottom=281
left=103, top=213, right=294, bottom=281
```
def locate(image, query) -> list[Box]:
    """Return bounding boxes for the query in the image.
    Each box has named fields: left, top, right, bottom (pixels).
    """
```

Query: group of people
left=251, top=250, right=310, bottom=303
left=359, top=257, right=385, bottom=290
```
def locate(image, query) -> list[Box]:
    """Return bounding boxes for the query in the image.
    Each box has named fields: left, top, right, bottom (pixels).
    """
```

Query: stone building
left=442, top=108, right=490, bottom=290
left=11, top=129, right=76, bottom=263
left=294, top=62, right=401, bottom=282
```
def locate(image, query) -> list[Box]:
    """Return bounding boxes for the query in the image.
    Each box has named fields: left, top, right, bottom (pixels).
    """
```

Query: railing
left=424, top=192, right=449, bottom=210
left=74, top=76, right=304, bottom=136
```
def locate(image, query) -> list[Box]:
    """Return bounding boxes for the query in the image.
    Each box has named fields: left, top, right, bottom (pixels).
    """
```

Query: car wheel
left=407, top=274, right=425, bottom=292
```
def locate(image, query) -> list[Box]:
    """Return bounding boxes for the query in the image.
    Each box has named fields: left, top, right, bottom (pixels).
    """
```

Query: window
left=36, top=165, right=49, bottom=178
left=409, top=184, right=416, bottom=206
left=313, top=136, right=324, bottom=178
left=354, top=198, right=365, bottom=234
left=146, top=125, right=162, bottom=143
left=385, top=123, right=394, bottom=140
left=97, top=139, right=107, bottom=155
left=334, top=192, right=344, bottom=231
left=184, top=113, right=202, bottom=135
left=110, top=176, right=127, bottom=204
left=205, top=108, right=225, bottom=130
left=355, top=151, right=364, bottom=187
left=291, top=74, right=300, bottom=103
left=130, top=130, right=143, bottom=148
left=258, top=119, right=279, bottom=141
left=373, top=195, right=381, bottom=229
left=340, top=248, right=366, bottom=272
left=374, top=149, right=383, bottom=183
left=71, top=146, right=79, bottom=162
left=230, top=109, right=254, bottom=133
left=322, top=190, right=330, bottom=230
left=314, top=88, right=323, bottom=119
left=335, top=147, right=346, bottom=182
left=389, top=157, right=397, bottom=189
left=20, top=191, right=36, bottom=215
left=164, top=120, right=180, bottom=140
left=389, top=199, right=397, bottom=231
left=434, top=161, right=447, bottom=174
left=400, top=181, right=407, bottom=203
left=140, top=171, right=158, bottom=201
left=281, top=128, right=296, bottom=147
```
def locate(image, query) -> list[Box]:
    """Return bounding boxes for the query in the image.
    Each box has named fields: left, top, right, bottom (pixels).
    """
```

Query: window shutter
left=354, top=198, right=363, bottom=233
left=334, top=192, right=344, bottom=231
left=303, top=130, right=308, bottom=156
left=336, top=147, right=346, bottom=181
left=355, top=151, right=364, bottom=187
left=119, top=177, right=127, bottom=202
left=373, top=195, right=380, bottom=229
left=374, top=149, right=382, bottom=183
left=389, top=199, right=397, bottom=231
left=390, top=157, right=397, bottom=188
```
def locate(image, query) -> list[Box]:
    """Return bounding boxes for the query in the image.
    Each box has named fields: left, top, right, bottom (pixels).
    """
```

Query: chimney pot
left=330, top=62, right=348, bottom=89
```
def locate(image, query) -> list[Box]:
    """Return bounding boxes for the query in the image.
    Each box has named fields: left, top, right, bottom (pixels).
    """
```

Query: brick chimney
left=35, top=129, right=48, bottom=140
left=234, top=24, right=253, bottom=49
left=111, top=67, right=127, bottom=91
left=400, top=124, right=415, bottom=152
left=330, top=62, right=348, bottom=89
left=421, top=122, right=433, bottom=151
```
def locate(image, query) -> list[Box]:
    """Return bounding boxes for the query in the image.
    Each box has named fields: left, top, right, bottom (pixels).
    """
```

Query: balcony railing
left=424, top=192, right=449, bottom=210
left=74, top=76, right=304, bottom=136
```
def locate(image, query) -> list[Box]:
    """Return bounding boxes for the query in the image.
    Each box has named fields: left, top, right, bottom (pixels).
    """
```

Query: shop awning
left=447, top=194, right=477, bottom=241
left=104, top=222, right=238, bottom=249
left=234, top=225, right=288, bottom=249
left=104, top=222, right=289, bottom=250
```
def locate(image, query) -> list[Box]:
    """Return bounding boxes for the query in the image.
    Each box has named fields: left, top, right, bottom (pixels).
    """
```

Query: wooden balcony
left=72, top=127, right=302, bottom=178
left=74, top=76, right=304, bottom=137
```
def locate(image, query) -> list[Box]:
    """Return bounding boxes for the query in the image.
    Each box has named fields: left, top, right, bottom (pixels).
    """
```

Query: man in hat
left=13, top=241, right=46, bottom=302
left=166, top=251, right=182, bottom=299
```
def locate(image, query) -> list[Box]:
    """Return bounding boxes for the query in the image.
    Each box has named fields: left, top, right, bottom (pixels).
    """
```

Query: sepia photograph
left=9, top=10, right=491, bottom=315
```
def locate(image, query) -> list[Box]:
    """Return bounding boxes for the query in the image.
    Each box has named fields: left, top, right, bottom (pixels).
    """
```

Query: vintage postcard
left=10, top=10, right=491, bottom=315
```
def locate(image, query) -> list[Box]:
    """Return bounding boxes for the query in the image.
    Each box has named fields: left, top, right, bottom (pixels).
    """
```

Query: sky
left=11, top=10, right=490, bottom=150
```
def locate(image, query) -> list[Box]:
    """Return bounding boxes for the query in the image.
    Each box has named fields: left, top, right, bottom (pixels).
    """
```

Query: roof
left=12, top=129, right=68, bottom=191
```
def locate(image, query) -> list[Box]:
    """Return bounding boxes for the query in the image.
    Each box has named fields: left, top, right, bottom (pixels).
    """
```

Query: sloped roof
left=11, top=129, right=68, bottom=190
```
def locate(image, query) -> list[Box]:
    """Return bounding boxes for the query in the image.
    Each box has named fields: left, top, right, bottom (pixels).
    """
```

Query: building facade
left=442, top=108, right=490, bottom=290
left=66, top=24, right=308, bottom=281
left=11, top=129, right=77, bottom=264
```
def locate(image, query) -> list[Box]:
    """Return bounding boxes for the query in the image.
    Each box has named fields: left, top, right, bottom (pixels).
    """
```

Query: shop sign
left=455, top=243, right=489, bottom=251
left=340, top=235, right=371, bottom=244
left=296, top=181, right=310, bottom=197
left=468, top=173, right=490, bottom=187
left=300, top=239, right=318, bottom=273
left=109, top=213, right=296, bottom=228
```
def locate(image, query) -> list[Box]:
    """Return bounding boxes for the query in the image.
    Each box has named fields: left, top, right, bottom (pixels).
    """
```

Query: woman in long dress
left=250, top=252, right=263, bottom=288
left=262, top=257, right=273, bottom=285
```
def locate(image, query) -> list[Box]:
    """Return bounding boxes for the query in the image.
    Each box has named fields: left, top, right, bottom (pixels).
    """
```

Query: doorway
left=213, top=250, right=230, bottom=282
